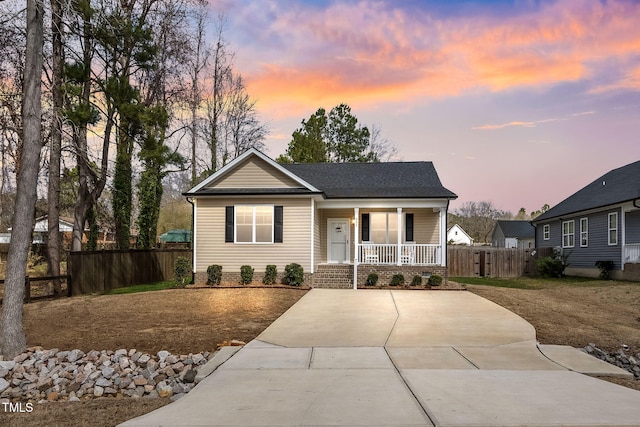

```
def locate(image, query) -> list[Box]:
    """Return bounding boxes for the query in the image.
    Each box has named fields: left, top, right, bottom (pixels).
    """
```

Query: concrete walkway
left=121, top=289, right=640, bottom=427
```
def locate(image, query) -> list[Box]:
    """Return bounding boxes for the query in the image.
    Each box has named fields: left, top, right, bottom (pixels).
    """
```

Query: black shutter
left=405, top=213, right=414, bottom=242
left=274, top=206, right=283, bottom=243
left=361, top=213, right=370, bottom=241
left=225, top=206, right=234, bottom=242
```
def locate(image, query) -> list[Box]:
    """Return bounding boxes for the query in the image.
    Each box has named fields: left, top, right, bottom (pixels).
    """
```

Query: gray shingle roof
left=282, top=162, right=457, bottom=199
left=533, top=160, right=640, bottom=222
left=495, top=220, right=535, bottom=238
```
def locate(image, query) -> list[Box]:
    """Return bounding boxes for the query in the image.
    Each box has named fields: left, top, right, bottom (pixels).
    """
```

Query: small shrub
left=284, top=263, right=304, bottom=286
left=174, top=256, right=191, bottom=288
left=535, top=249, right=569, bottom=278
left=207, top=265, right=222, bottom=286
left=365, top=273, right=379, bottom=286
left=411, top=275, right=423, bottom=286
left=390, top=274, right=405, bottom=286
left=595, top=260, right=615, bottom=279
left=240, top=265, right=254, bottom=285
left=263, top=265, right=278, bottom=285
left=428, top=274, right=443, bottom=286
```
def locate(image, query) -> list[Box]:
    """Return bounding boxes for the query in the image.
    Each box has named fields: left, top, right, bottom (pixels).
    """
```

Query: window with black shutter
left=274, top=206, right=283, bottom=243
left=405, top=213, right=414, bottom=242
left=361, top=213, right=370, bottom=241
left=225, top=206, right=234, bottom=242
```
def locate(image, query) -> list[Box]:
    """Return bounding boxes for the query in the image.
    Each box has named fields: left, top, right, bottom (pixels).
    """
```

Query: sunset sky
left=209, top=0, right=640, bottom=214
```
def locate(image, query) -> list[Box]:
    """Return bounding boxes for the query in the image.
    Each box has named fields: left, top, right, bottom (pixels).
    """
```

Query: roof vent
left=602, top=180, right=606, bottom=186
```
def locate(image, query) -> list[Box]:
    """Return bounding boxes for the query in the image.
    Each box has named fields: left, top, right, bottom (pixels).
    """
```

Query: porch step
left=313, top=264, right=353, bottom=289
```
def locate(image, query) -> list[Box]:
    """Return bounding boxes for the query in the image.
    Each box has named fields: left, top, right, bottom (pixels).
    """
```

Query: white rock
left=0, top=361, right=16, bottom=371
left=101, top=367, right=115, bottom=379
left=95, top=378, right=111, bottom=388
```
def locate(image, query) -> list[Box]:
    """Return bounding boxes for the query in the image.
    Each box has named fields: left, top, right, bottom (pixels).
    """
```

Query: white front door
left=328, top=219, right=350, bottom=263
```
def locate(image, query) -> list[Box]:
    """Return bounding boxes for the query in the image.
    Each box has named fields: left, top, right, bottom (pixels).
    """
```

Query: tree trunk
left=1, top=0, right=44, bottom=358
left=46, top=0, right=63, bottom=294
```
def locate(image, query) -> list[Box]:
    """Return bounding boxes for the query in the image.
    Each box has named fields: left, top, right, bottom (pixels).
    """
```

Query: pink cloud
left=230, top=0, right=640, bottom=114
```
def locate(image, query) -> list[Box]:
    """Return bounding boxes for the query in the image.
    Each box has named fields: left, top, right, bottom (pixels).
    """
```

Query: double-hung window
left=543, top=224, right=550, bottom=240
left=370, top=212, right=399, bottom=244
left=235, top=205, right=274, bottom=244
left=580, top=218, right=588, bottom=247
left=608, top=212, right=618, bottom=245
left=562, top=220, right=574, bottom=248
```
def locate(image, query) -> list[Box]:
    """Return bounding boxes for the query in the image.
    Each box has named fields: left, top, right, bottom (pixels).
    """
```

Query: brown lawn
left=3, top=281, right=640, bottom=426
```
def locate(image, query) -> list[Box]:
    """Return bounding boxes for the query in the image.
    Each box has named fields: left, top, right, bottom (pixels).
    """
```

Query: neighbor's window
left=543, top=224, right=550, bottom=240
left=580, top=218, right=588, bottom=247
left=608, top=212, right=618, bottom=245
left=562, top=220, right=574, bottom=248
left=235, top=205, right=273, bottom=243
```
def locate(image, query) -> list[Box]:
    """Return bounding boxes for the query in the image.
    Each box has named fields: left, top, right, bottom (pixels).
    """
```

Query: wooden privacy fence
left=0, top=275, right=70, bottom=304
left=68, top=249, right=192, bottom=295
left=448, top=247, right=554, bottom=277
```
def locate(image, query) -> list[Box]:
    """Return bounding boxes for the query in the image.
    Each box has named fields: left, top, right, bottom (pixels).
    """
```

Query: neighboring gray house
left=492, top=220, right=535, bottom=249
left=531, top=160, right=640, bottom=280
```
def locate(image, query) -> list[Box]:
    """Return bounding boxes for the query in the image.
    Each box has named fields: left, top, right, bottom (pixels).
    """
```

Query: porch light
left=351, top=217, right=356, bottom=225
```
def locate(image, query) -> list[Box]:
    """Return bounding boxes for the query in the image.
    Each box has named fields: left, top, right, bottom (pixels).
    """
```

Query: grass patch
left=104, top=281, right=176, bottom=295
left=451, top=276, right=640, bottom=290
left=450, top=277, right=540, bottom=289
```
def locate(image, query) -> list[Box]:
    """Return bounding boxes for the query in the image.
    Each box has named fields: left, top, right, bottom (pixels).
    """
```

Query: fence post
left=24, top=276, right=31, bottom=304
left=67, top=274, right=72, bottom=297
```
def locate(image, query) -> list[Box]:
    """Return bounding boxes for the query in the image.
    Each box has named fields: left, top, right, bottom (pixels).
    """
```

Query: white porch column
left=397, top=207, right=402, bottom=266
left=439, top=208, right=447, bottom=266
left=353, top=207, right=359, bottom=290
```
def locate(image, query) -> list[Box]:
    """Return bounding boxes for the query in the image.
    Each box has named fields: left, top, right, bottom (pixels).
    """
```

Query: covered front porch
left=312, top=199, right=449, bottom=288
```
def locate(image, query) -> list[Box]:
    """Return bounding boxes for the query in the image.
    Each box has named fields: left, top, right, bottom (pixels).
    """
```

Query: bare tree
left=224, top=73, right=266, bottom=158
left=202, top=12, right=233, bottom=171
left=1, top=0, right=44, bottom=358
left=187, top=1, right=209, bottom=186
left=368, top=125, right=399, bottom=162
left=453, top=201, right=511, bottom=244
left=46, top=0, right=64, bottom=293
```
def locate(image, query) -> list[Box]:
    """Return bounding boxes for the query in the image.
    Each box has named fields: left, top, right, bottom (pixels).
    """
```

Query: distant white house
left=8, top=216, right=82, bottom=244
left=447, top=224, right=474, bottom=245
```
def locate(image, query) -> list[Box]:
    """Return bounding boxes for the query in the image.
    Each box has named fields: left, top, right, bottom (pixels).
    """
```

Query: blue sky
left=208, top=0, right=640, bottom=214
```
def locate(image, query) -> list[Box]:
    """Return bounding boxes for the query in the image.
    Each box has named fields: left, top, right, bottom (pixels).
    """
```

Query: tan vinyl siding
left=195, top=197, right=312, bottom=272
left=409, top=209, right=440, bottom=244
left=208, top=157, right=301, bottom=189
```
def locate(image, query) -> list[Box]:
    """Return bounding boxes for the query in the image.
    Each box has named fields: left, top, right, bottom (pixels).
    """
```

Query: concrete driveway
left=121, top=289, right=640, bottom=427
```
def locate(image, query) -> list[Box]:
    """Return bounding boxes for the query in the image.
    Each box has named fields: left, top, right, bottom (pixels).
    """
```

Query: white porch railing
left=625, top=243, right=640, bottom=263
left=358, top=243, right=441, bottom=266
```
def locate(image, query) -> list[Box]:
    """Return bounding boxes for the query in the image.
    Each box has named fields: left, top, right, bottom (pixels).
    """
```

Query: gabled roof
left=186, top=148, right=457, bottom=200
left=533, top=160, right=640, bottom=222
left=185, top=149, right=320, bottom=195
left=282, top=162, right=456, bottom=199
left=447, top=224, right=474, bottom=241
left=495, top=220, right=535, bottom=239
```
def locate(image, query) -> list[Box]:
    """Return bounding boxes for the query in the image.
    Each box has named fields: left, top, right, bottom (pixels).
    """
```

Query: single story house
left=492, top=220, right=535, bottom=249
left=447, top=224, right=473, bottom=245
left=183, top=148, right=457, bottom=288
left=531, top=160, right=640, bottom=280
